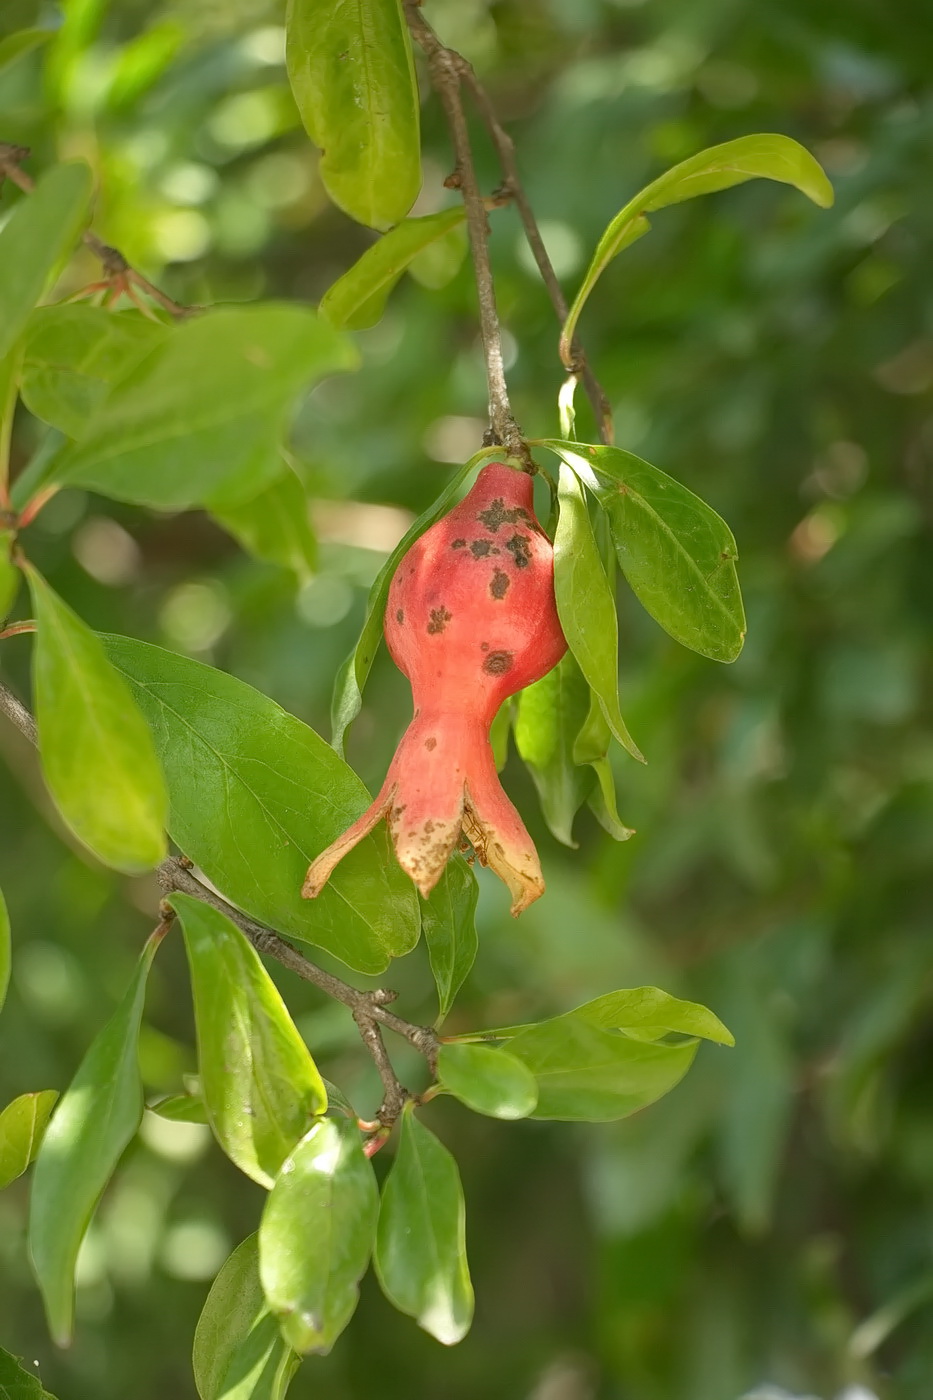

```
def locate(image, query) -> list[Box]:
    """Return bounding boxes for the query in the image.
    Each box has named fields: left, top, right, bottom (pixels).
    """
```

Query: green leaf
left=148, top=1094, right=210, bottom=1126
left=514, top=651, right=594, bottom=848
left=489, top=698, right=511, bottom=773
left=544, top=442, right=746, bottom=663
left=0, top=883, right=9, bottom=1013
left=170, top=894, right=327, bottom=1189
left=286, top=0, right=421, bottom=230
left=374, top=1107, right=473, bottom=1345
left=321, top=1080, right=357, bottom=1120
left=572, top=693, right=635, bottom=842
left=106, top=635, right=419, bottom=975
left=320, top=209, right=466, bottom=330
left=193, top=1233, right=300, bottom=1400
left=50, top=305, right=357, bottom=510
left=332, top=450, right=499, bottom=755
left=0, top=532, right=19, bottom=620
left=480, top=986, right=732, bottom=1044
left=0, top=162, right=93, bottom=363
left=259, top=1116, right=379, bottom=1355
left=508, top=1013, right=698, bottom=1121
left=0, top=28, right=53, bottom=73
left=560, top=134, right=833, bottom=360
left=26, top=569, right=168, bottom=873
left=436, top=1042, right=538, bottom=1120
left=20, top=304, right=169, bottom=438
left=29, top=928, right=164, bottom=1345
left=421, top=854, right=478, bottom=1026
left=0, top=1091, right=59, bottom=1189
left=210, top=462, right=317, bottom=581
left=553, top=464, right=644, bottom=761
left=0, top=1345, right=57, bottom=1399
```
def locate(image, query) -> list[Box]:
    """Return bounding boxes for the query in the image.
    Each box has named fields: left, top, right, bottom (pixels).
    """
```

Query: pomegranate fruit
left=303, top=461, right=567, bottom=915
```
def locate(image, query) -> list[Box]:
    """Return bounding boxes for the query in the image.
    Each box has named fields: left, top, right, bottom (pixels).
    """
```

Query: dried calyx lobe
left=303, top=462, right=567, bottom=915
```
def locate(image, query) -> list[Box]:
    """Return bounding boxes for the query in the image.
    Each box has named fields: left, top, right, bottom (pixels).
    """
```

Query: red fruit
left=303, top=462, right=567, bottom=915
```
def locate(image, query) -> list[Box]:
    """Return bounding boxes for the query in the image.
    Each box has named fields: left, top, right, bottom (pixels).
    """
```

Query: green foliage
left=258, top=1118, right=379, bottom=1355
left=0, top=1091, right=58, bottom=1189
left=421, top=853, right=479, bottom=1024
left=106, top=635, right=418, bottom=973
left=436, top=1042, right=538, bottom=1120
left=193, top=1234, right=299, bottom=1400
left=0, top=883, right=8, bottom=1013
left=0, top=1345, right=57, bottom=1400
left=374, top=1106, right=474, bottom=1344
left=0, top=534, right=16, bottom=620
left=209, top=463, right=318, bottom=583
left=26, top=569, right=168, bottom=873
left=171, top=894, right=328, bottom=1189
left=320, top=209, right=466, bottom=330
left=286, top=0, right=421, bottom=230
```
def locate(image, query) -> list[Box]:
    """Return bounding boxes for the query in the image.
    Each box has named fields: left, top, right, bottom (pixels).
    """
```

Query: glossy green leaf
left=0, top=883, right=9, bottom=1013
left=481, top=987, right=732, bottom=1044
left=259, top=1116, right=379, bottom=1355
left=544, top=441, right=746, bottom=662
left=0, top=1091, right=59, bottom=1189
left=331, top=450, right=499, bottom=755
left=50, top=305, right=357, bottom=510
left=561, top=134, right=833, bottom=359
left=321, top=1080, right=357, bottom=1120
left=0, top=28, right=53, bottom=73
left=436, top=1042, right=538, bottom=1120
left=210, top=463, right=317, bottom=581
left=489, top=698, right=512, bottom=773
left=106, top=635, right=419, bottom=974
left=29, top=928, right=164, bottom=1345
left=193, top=1233, right=300, bottom=1400
left=20, top=304, right=168, bottom=438
left=507, top=1013, right=698, bottom=1121
left=554, top=464, right=644, bottom=761
left=286, top=0, right=421, bottom=230
left=320, top=209, right=466, bottom=330
left=572, top=693, right=635, bottom=842
left=148, top=1094, right=210, bottom=1126
left=0, top=162, right=93, bottom=363
left=0, top=1345, right=57, bottom=1399
left=422, top=853, right=478, bottom=1025
left=27, top=569, right=168, bottom=873
left=374, top=1107, right=473, bottom=1344
left=515, top=651, right=594, bottom=848
left=0, top=532, right=18, bottom=621
left=171, top=894, right=327, bottom=1188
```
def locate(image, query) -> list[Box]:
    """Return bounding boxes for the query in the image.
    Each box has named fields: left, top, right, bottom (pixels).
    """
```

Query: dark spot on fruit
left=469, top=538, right=498, bottom=558
left=427, top=606, right=452, bottom=634
left=483, top=650, right=514, bottom=675
left=480, top=642, right=489, bottom=651
left=424, top=819, right=435, bottom=833
left=451, top=538, right=466, bottom=549
left=477, top=498, right=532, bottom=533
left=490, top=569, right=509, bottom=599
left=424, top=736, right=437, bottom=751
left=396, top=609, right=404, bottom=624
left=505, top=533, right=531, bottom=568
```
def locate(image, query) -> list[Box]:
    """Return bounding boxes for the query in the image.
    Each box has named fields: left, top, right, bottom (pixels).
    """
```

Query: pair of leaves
left=286, top=0, right=421, bottom=230
left=106, top=635, right=419, bottom=974
left=29, top=927, right=164, bottom=1345
left=194, top=1235, right=299, bottom=1400
left=26, top=567, right=168, bottom=874
left=542, top=441, right=747, bottom=664
left=560, top=132, right=834, bottom=362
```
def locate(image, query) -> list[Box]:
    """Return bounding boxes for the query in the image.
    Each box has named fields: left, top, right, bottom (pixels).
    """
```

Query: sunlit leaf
left=210, top=462, right=317, bottom=581
left=0, top=1090, right=58, bottom=1189
left=170, top=894, right=327, bottom=1188
left=193, top=1233, right=300, bottom=1400
left=0, top=162, right=92, bottom=363
left=374, top=1107, right=473, bottom=1344
left=421, top=854, right=478, bottom=1025
left=148, top=1094, right=210, bottom=1126
left=436, top=1042, right=538, bottom=1120
left=561, top=134, right=833, bottom=360
left=29, top=928, right=164, bottom=1345
left=320, top=209, right=465, bottom=329
left=481, top=987, right=732, bottom=1044
left=286, top=0, right=421, bottom=230
left=508, top=1013, right=698, bottom=1121
left=50, top=305, right=357, bottom=510
left=26, top=569, right=168, bottom=873
left=106, top=635, right=419, bottom=974
left=515, top=651, right=594, bottom=848
left=259, top=1117, right=379, bottom=1355
left=0, top=531, right=17, bottom=621
left=0, top=1345, right=57, bottom=1399
left=544, top=442, right=746, bottom=662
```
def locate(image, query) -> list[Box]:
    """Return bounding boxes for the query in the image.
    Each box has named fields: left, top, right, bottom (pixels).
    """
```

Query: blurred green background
left=1, top=0, right=932, bottom=1397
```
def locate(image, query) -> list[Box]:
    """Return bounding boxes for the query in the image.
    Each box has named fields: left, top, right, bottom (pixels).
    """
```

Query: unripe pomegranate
left=303, top=462, right=567, bottom=915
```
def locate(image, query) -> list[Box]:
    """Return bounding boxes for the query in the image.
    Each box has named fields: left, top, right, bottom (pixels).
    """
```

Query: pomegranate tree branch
left=402, top=3, right=525, bottom=461
left=0, top=674, right=438, bottom=1126
left=0, top=142, right=194, bottom=321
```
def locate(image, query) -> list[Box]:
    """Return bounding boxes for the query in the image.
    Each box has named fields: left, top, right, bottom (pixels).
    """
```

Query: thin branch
left=0, top=674, right=439, bottom=1127
left=0, top=143, right=195, bottom=321
left=403, top=3, right=525, bottom=462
